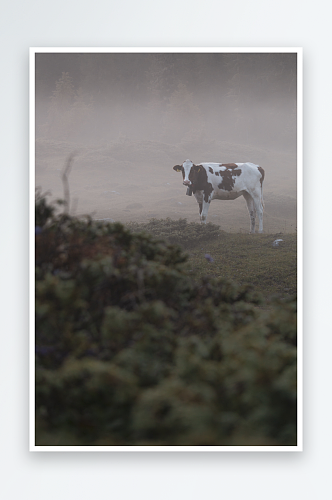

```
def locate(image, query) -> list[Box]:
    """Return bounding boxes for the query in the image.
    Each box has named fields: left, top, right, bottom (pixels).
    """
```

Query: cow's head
left=173, top=159, right=204, bottom=187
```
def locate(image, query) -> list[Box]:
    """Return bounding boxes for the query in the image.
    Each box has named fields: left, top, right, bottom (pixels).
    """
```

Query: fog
left=35, top=52, right=297, bottom=233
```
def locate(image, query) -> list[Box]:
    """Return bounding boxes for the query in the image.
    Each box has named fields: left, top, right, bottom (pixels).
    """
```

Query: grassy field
left=187, top=233, right=297, bottom=297
left=127, top=219, right=297, bottom=299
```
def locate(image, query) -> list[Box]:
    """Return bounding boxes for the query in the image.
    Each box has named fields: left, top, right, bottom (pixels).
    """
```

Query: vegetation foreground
left=35, top=191, right=297, bottom=446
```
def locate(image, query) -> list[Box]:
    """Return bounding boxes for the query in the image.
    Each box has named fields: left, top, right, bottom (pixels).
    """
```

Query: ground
left=35, top=138, right=297, bottom=234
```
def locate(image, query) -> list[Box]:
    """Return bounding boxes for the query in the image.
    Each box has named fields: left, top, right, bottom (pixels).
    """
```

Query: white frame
left=30, top=47, right=303, bottom=452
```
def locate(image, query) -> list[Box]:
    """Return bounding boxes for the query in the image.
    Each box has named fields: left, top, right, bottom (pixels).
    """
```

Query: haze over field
left=35, top=52, right=297, bottom=233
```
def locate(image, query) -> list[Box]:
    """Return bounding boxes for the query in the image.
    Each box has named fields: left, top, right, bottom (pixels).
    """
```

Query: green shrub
left=35, top=193, right=297, bottom=446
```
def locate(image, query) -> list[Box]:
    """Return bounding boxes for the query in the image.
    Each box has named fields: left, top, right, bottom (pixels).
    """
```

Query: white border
left=29, top=48, right=36, bottom=455
left=30, top=47, right=302, bottom=452
left=296, top=49, right=303, bottom=453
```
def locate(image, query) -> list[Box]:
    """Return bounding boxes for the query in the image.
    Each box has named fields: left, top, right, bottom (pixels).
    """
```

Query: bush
left=35, top=193, right=297, bottom=446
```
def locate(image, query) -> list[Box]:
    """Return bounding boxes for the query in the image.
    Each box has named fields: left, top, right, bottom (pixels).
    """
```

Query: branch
left=61, top=152, right=77, bottom=214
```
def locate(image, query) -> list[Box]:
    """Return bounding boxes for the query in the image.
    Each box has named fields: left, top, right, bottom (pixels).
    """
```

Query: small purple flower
left=204, top=253, right=214, bottom=263
left=35, top=226, right=42, bottom=235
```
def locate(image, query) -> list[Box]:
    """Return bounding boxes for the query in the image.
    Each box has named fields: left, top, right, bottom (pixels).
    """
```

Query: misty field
left=34, top=52, right=298, bottom=447
left=36, top=137, right=296, bottom=235
left=35, top=53, right=297, bottom=234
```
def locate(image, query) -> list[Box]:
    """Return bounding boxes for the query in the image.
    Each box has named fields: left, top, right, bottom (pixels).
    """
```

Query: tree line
left=35, top=52, right=297, bottom=149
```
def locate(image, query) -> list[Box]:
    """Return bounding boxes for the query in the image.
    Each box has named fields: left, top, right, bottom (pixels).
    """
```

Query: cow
left=173, top=159, right=265, bottom=233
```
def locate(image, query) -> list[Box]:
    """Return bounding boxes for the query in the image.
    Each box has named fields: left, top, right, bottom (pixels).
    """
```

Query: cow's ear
left=194, top=164, right=202, bottom=172
left=173, top=165, right=182, bottom=172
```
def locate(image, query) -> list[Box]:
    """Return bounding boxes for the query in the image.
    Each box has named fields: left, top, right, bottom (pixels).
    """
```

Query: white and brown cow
left=173, top=159, right=265, bottom=233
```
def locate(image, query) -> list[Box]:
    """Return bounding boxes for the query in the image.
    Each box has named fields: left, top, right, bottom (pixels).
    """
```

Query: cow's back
left=201, top=162, right=261, bottom=197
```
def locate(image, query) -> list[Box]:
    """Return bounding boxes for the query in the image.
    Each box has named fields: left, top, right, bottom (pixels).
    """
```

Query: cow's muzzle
left=183, top=180, right=191, bottom=186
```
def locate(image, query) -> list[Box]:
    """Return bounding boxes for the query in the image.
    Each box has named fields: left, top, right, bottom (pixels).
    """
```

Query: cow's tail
left=258, top=166, right=265, bottom=210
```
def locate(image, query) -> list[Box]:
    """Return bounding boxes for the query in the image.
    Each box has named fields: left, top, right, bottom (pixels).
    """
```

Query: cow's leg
left=251, top=192, right=264, bottom=233
left=199, top=202, right=202, bottom=216
left=194, top=192, right=205, bottom=223
left=243, top=192, right=256, bottom=233
left=200, top=200, right=210, bottom=224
